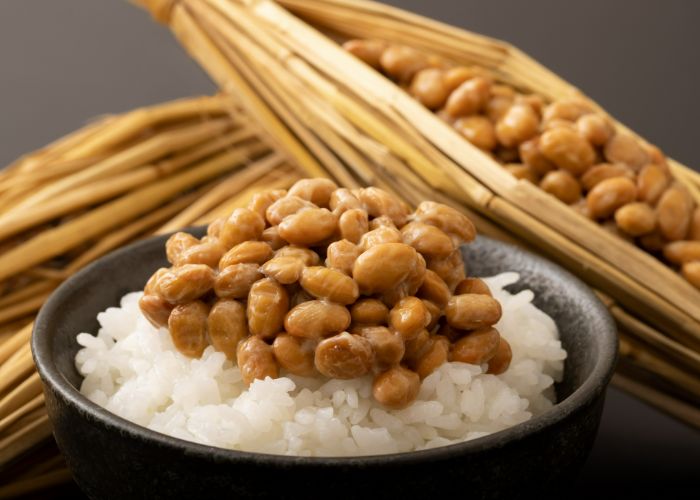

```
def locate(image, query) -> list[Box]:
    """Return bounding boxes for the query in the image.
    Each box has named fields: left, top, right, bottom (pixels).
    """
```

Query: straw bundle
left=133, top=0, right=700, bottom=425
left=0, top=94, right=311, bottom=496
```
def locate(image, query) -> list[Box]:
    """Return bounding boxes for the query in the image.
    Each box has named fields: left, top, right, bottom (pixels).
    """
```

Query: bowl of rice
left=33, top=192, right=616, bottom=499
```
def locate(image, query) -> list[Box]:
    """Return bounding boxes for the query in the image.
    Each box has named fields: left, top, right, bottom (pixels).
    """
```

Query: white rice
left=75, top=272, right=566, bottom=456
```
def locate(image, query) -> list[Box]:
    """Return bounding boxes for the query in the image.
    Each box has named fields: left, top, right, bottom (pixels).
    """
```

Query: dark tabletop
left=1, top=0, right=699, bottom=496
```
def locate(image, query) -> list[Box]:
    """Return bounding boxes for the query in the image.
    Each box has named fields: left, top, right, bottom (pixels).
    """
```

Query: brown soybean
left=495, top=103, right=540, bottom=148
left=455, top=277, right=491, bottom=296
left=402, top=329, right=432, bottom=363
left=314, top=332, right=374, bottom=379
left=343, top=39, right=388, bottom=69
left=380, top=45, right=428, bottom=82
left=389, top=296, right=428, bottom=341
left=542, top=99, right=591, bottom=123
left=487, top=337, right=513, bottom=375
left=247, top=189, right=286, bottom=220
left=220, top=208, right=265, bottom=249
left=165, top=232, right=199, bottom=265
left=586, top=177, right=637, bottom=220
left=272, top=334, right=316, bottom=376
left=261, top=256, right=305, bottom=284
left=372, top=366, right=420, bottom=409
left=156, top=264, right=215, bottom=304
left=325, top=239, right=361, bottom=275
left=517, top=94, right=545, bottom=116
left=663, top=241, right=700, bottom=264
left=139, top=294, right=174, bottom=328
left=417, top=269, right=451, bottom=308
left=358, top=226, right=402, bottom=251
left=485, top=94, right=514, bottom=122
left=444, top=76, right=491, bottom=117
left=300, top=266, right=359, bottom=305
left=368, top=215, right=396, bottom=230
left=338, top=208, right=369, bottom=244
left=604, top=134, right=649, bottom=170
left=284, top=300, right=351, bottom=339
left=168, top=301, right=209, bottom=358
left=415, top=336, right=450, bottom=379
left=681, top=261, right=700, bottom=289
left=443, top=66, right=487, bottom=93
left=178, top=239, right=226, bottom=268
left=207, top=217, right=224, bottom=239
left=261, top=226, right=286, bottom=250
left=576, top=114, right=613, bottom=146
left=144, top=267, right=168, bottom=294
left=350, top=298, right=389, bottom=326
left=451, top=327, right=501, bottom=365
left=275, top=245, right=320, bottom=266
left=446, top=294, right=502, bottom=330
left=381, top=253, right=427, bottom=306
left=358, top=326, right=405, bottom=366
left=422, top=300, right=442, bottom=330
left=329, top=188, right=363, bottom=215
left=266, top=196, right=317, bottom=226
left=414, top=201, right=476, bottom=243
left=208, top=299, right=247, bottom=359
left=657, top=185, right=693, bottom=241
left=287, top=178, right=338, bottom=207
left=454, top=115, right=497, bottom=151
left=237, top=336, right=278, bottom=385
left=539, top=128, right=596, bottom=176
left=491, top=84, right=517, bottom=99
left=427, top=250, right=466, bottom=292
left=278, top=208, right=338, bottom=246
left=580, top=163, right=635, bottom=191
left=214, top=263, right=262, bottom=299
left=614, top=203, right=656, bottom=237
left=643, top=143, right=668, bottom=167
left=519, top=138, right=555, bottom=176
left=353, top=242, right=418, bottom=294
left=357, top=187, right=410, bottom=227
left=410, top=68, right=449, bottom=110
left=400, top=221, right=455, bottom=258
left=219, top=241, right=272, bottom=269
left=637, top=164, right=670, bottom=205
left=247, top=278, right=289, bottom=339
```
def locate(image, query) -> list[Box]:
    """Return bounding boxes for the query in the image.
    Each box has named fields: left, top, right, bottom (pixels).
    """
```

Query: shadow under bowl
left=32, top=229, right=617, bottom=500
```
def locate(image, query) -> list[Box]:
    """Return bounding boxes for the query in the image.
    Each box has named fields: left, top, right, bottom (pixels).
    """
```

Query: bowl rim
left=32, top=229, right=617, bottom=466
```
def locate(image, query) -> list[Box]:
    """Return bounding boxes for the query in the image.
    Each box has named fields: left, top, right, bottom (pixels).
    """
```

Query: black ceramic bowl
left=32, top=228, right=616, bottom=500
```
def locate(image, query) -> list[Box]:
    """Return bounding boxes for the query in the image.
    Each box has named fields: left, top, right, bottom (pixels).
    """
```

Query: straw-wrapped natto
left=133, top=0, right=700, bottom=423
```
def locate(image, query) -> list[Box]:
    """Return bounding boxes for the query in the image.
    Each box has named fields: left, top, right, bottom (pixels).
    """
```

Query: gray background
left=0, top=0, right=698, bottom=493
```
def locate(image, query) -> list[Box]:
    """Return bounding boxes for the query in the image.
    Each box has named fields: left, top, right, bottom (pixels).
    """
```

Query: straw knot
left=132, top=0, right=181, bottom=24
